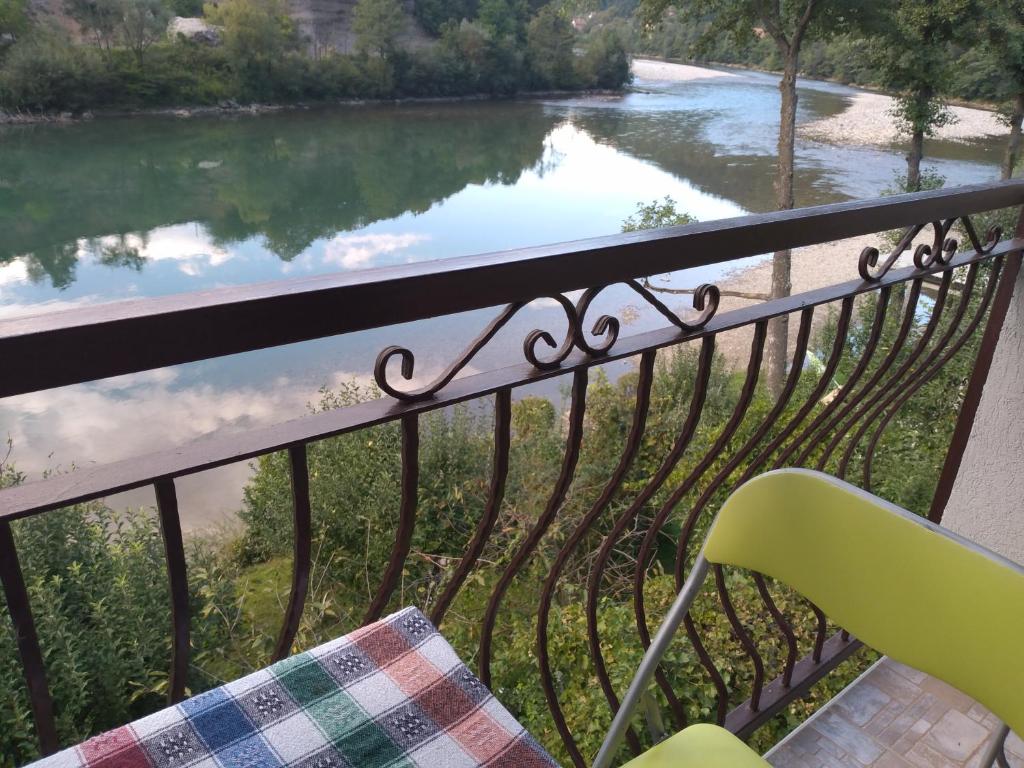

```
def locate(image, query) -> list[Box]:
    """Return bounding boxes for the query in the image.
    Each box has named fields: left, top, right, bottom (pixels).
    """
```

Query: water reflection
left=0, top=103, right=557, bottom=288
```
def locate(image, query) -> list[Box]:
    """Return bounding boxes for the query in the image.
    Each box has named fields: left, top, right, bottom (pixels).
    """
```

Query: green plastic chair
left=592, top=469, right=1024, bottom=768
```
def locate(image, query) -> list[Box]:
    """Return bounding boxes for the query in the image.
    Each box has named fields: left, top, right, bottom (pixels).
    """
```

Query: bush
left=0, top=466, right=236, bottom=764
left=0, top=0, right=632, bottom=112
left=0, top=30, right=104, bottom=112
left=577, top=25, right=632, bottom=89
left=526, top=4, right=576, bottom=89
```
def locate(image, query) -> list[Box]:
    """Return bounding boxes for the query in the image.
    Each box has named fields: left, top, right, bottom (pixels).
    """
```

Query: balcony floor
left=765, top=658, right=1023, bottom=768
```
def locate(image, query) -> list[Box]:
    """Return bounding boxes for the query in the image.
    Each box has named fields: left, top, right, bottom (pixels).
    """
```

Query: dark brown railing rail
left=2, top=181, right=1023, bottom=765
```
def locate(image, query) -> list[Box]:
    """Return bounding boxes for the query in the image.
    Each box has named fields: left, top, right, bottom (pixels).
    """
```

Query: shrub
left=526, top=4, right=576, bottom=89
left=577, top=26, right=632, bottom=89
left=0, top=30, right=104, bottom=112
left=0, top=467, right=236, bottom=764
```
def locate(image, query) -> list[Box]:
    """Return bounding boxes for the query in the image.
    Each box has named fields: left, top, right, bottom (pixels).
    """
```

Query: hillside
left=287, top=0, right=431, bottom=53
left=25, top=0, right=432, bottom=52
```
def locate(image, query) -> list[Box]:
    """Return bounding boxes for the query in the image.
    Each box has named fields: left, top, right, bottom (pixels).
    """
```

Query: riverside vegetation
left=0, top=0, right=631, bottom=113
left=1, top=203, right=1009, bottom=765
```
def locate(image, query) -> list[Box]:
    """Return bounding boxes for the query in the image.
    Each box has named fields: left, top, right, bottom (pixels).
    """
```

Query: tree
left=974, top=1, right=1024, bottom=179
left=621, top=196, right=695, bottom=231
left=119, top=0, right=171, bottom=65
left=64, top=0, right=121, bottom=53
left=170, top=0, right=205, bottom=14
left=577, top=25, right=631, bottom=89
left=638, top=0, right=860, bottom=394
left=865, top=0, right=973, bottom=192
left=527, top=4, right=575, bottom=88
left=414, top=0, right=479, bottom=36
left=477, top=0, right=521, bottom=40
left=0, top=0, right=26, bottom=40
left=204, top=0, right=296, bottom=84
left=353, top=0, right=406, bottom=58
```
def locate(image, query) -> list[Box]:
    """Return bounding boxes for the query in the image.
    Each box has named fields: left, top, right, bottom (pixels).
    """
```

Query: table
left=32, top=607, right=559, bottom=768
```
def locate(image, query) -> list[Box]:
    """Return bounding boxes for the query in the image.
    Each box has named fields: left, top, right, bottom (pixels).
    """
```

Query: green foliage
left=0, top=28, right=104, bottom=112
left=631, top=1, right=1023, bottom=116
left=0, top=0, right=26, bottom=39
left=883, top=167, right=947, bottom=197
left=414, top=0, right=479, bottom=36
left=0, top=465, right=235, bottom=764
left=636, top=0, right=864, bottom=61
left=889, top=90, right=956, bottom=140
left=170, top=0, right=205, bottom=14
left=477, top=0, right=522, bottom=40
left=621, top=196, right=695, bottom=231
left=60, top=0, right=169, bottom=65
left=971, top=1, right=1024, bottom=104
left=353, top=0, right=406, bottom=57
left=64, top=0, right=122, bottom=51
left=577, top=24, right=631, bottom=88
left=526, top=4, right=576, bottom=88
left=204, top=0, right=297, bottom=97
left=0, top=0, right=630, bottom=112
left=118, top=0, right=171, bottom=64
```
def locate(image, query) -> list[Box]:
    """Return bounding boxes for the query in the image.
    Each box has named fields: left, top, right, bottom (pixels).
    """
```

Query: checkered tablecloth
left=32, top=607, right=559, bottom=768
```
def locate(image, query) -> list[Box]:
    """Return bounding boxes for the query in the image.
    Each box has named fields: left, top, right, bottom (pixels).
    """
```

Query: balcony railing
left=2, top=181, right=1023, bottom=766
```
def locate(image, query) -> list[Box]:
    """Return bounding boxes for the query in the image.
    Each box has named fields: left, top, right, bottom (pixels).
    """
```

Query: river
left=0, top=62, right=1005, bottom=528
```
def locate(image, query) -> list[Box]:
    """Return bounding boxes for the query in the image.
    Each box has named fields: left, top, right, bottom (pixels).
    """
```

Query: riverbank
left=631, top=57, right=740, bottom=82
left=0, top=89, right=626, bottom=125
left=704, top=235, right=880, bottom=366
left=634, top=56, right=1006, bottom=146
left=800, top=91, right=1005, bottom=147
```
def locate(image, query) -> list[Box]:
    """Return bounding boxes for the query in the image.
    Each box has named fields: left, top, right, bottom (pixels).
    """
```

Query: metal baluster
left=155, top=479, right=190, bottom=703
left=0, top=520, right=58, bottom=754
left=363, top=415, right=419, bottom=625
left=792, top=279, right=924, bottom=468
left=430, top=388, right=512, bottom=626
left=860, top=263, right=988, bottom=489
left=273, top=445, right=313, bottom=661
left=479, top=370, right=587, bottom=688
left=538, top=352, right=655, bottom=765
left=586, top=337, right=716, bottom=741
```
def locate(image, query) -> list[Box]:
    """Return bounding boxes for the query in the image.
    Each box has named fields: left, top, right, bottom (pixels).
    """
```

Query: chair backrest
left=703, top=469, right=1024, bottom=737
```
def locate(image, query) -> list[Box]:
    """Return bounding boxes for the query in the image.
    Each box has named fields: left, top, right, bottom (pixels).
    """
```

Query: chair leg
left=591, top=556, right=710, bottom=768
left=978, top=722, right=1011, bottom=768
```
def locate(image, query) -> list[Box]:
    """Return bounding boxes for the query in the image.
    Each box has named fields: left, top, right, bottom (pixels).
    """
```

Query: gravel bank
left=631, top=58, right=740, bottom=82
left=800, top=91, right=1005, bottom=146
left=696, top=234, right=907, bottom=367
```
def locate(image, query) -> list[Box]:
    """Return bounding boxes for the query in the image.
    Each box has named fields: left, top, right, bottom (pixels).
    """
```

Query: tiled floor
left=765, top=658, right=1022, bottom=768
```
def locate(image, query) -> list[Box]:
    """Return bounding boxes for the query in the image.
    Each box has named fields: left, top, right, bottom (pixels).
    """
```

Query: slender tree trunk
left=905, top=87, right=931, bottom=192
left=1002, top=93, right=1024, bottom=181
left=907, top=127, right=925, bottom=192
left=766, top=53, right=799, bottom=396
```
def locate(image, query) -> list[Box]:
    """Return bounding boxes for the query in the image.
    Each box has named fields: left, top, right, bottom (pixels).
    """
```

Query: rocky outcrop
left=287, top=0, right=432, bottom=54
left=167, top=17, right=223, bottom=46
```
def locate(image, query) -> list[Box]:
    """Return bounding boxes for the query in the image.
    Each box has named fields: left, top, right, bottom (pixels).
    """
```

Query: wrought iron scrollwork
left=525, top=293, right=591, bottom=370
left=959, top=216, right=1002, bottom=255
left=375, top=281, right=721, bottom=402
left=860, top=216, right=1003, bottom=282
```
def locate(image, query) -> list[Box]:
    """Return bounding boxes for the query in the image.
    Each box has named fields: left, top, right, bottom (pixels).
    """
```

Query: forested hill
left=1, top=0, right=631, bottom=114
left=24, top=0, right=433, bottom=53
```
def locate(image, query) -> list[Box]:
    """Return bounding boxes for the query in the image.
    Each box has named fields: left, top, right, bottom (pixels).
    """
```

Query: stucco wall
left=943, top=263, right=1024, bottom=565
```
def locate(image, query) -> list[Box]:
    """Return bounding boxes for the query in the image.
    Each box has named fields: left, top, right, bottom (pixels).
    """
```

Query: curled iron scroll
left=959, top=216, right=1002, bottom=255
left=375, top=281, right=721, bottom=402
left=860, top=216, right=1003, bottom=283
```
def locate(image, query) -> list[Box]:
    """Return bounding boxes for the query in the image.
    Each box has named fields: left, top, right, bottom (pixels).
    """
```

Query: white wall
left=943, top=263, right=1024, bottom=565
